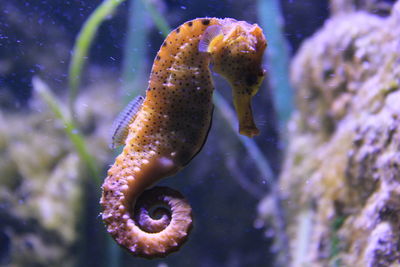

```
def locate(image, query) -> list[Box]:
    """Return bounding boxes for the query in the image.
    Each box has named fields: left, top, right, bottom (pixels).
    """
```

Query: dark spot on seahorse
left=156, top=55, right=161, bottom=61
left=188, top=21, right=193, bottom=27
left=202, top=19, right=210, bottom=25
left=245, top=74, right=258, bottom=86
left=162, top=42, right=167, bottom=47
left=176, top=27, right=180, bottom=33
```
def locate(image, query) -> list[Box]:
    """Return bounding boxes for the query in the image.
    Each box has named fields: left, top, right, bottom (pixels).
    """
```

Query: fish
left=110, top=95, right=144, bottom=149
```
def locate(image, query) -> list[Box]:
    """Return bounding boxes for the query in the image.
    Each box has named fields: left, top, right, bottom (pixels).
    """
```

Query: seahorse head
left=201, top=19, right=267, bottom=137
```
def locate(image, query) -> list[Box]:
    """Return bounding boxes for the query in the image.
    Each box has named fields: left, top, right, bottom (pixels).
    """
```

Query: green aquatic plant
left=258, top=0, right=293, bottom=131
left=68, top=0, right=127, bottom=118
left=256, top=0, right=292, bottom=264
left=140, top=0, right=170, bottom=37
left=121, top=0, right=147, bottom=99
left=213, top=93, right=274, bottom=181
left=32, top=76, right=106, bottom=266
left=329, top=216, right=346, bottom=267
left=32, top=77, right=100, bottom=186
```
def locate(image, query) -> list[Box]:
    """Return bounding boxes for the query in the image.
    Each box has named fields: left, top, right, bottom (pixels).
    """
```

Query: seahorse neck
left=147, top=18, right=220, bottom=93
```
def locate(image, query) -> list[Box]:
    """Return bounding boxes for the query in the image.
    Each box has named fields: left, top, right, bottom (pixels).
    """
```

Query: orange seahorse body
left=101, top=18, right=267, bottom=258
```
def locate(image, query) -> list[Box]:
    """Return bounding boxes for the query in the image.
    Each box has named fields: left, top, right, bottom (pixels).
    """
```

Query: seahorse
left=101, top=17, right=267, bottom=258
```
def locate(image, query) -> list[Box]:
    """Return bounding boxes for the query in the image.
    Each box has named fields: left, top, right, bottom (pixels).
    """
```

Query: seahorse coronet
left=101, top=17, right=266, bottom=258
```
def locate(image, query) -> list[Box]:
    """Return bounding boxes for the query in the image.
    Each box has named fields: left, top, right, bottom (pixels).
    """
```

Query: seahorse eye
left=245, top=74, right=258, bottom=86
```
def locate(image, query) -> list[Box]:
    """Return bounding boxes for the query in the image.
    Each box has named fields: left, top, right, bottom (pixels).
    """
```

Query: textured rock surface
left=330, top=0, right=396, bottom=16
left=0, top=115, right=82, bottom=266
left=278, top=1, right=400, bottom=266
left=0, top=81, right=118, bottom=266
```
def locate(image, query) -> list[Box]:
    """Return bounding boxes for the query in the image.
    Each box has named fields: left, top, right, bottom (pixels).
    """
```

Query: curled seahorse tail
left=133, top=186, right=193, bottom=258
left=101, top=183, right=192, bottom=258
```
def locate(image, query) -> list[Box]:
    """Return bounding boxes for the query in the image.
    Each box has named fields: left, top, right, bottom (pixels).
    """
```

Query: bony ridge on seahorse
left=101, top=17, right=267, bottom=258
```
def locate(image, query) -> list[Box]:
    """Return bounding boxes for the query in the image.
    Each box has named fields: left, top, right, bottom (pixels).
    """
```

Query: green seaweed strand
left=68, top=0, right=127, bottom=118
left=258, top=0, right=293, bottom=132
left=140, top=0, right=170, bottom=37
left=32, top=77, right=101, bottom=186
left=121, top=0, right=148, bottom=100
left=213, top=93, right=275, bottom=181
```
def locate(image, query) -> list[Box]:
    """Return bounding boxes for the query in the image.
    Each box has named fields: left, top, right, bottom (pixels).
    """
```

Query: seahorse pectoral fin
left=198, top=25, right=223, bottom=53
left=233, top=92, right=259, bottom=138
left=110, top=95, right=144, bottom=149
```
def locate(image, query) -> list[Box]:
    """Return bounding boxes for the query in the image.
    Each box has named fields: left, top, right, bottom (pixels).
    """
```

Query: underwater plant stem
left=143, top=2, right=275, bottom=183
left=121, top=0, right=148, bottom=99
left=32, top=77, right=101, bottom=187
left=213, top=92, right=275, bottom=182
left=256, top=2, right=293, bottom=262
left=258, top=0, right=293, bottom=132
left=140, top=0, right=170, bottom=37
left=226, top=157, right=265, bottom=199
left=68, top=0, right=127, bottom=118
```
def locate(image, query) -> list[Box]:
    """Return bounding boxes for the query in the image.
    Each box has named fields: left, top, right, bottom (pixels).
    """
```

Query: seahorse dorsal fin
left=198, top=25, right=223, bottom=53
left=110, top=95, right=144, bottom=149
